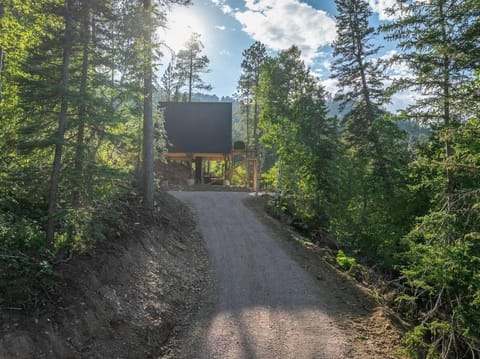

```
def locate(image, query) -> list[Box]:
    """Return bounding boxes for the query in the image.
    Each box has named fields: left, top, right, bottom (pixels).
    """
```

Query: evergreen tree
left=142, top=0, right=191, bottom=209
left=46, top=0, right=74, bottom=246
left=331, top=0, right=391, bottom=192
left=330, top=0, right=413, bottom=264
left=237, top=41, right=268, bottom=190
left=383, top=0, right=478, bottom=205
left=258, top=46, right=337, bottom=225
left=160, top=59, right=184, bottom=101
left=175, top=32, right=212, bottom=102
left=383, top=1, right=480, bottom=356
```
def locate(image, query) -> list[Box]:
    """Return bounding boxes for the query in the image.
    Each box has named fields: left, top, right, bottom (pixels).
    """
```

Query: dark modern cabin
left=160, top=102, right=257, bottom=187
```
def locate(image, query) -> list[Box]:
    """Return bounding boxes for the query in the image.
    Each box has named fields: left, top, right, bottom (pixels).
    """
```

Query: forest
left=1, top=0, right=480, bottom=358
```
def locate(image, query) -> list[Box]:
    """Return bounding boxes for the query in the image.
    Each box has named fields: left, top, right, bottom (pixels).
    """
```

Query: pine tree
left=382, top=2, right=480, bottom=356
left=331, top=0, right=391, bottom=192
left=141, top=0, right=191, bottom=209
left=175, top=32, right=212, bottom=102
left=383, top=0, right=479, bottom=205
left=160, top=59, right=184, bottom=101
left=46, top=0, right=74, bottom=246
left=238, top=41, right=268, bottom=191
left=258, top=46, right=337, bottom=223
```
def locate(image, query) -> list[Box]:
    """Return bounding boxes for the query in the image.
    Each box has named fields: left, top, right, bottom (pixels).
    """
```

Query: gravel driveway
left=169, top=191, right=352, bottom=359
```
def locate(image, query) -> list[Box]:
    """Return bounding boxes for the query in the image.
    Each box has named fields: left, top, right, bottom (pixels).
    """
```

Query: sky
left=157, top=0, right=411, bottom=111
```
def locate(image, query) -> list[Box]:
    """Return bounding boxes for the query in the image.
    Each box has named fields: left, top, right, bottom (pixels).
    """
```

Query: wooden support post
left=253, top=159, right=258, bottom=192
left=223, top=155, right=226, bottom=177
left=188, top=154, right=193, bottom=179
left=226, top=156, right=231, bottom=183
left=245, top=155, right=249, bottom=188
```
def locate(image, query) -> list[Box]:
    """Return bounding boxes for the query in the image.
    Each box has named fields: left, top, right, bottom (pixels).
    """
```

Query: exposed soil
left=168, top=191, right=405, bottom=359
left=0, top=192, right=212, bottom=359
left=155, top=160, right=192, bottom=187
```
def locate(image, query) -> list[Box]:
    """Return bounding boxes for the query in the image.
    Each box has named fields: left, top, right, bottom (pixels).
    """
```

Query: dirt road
left=169, top=191, right=356, bottom=358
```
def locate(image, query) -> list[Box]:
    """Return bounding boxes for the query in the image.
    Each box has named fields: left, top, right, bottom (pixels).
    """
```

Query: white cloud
left=386, top=90, right=418, bottom=113
left=222, top=4, right=233, bottom=14
left=369, top=0, right=424, bottom=21
left=321, top=78, right=339, bottom=96
left=215, top=25, right=227, bottom=30
left=212, top=0, right=337, bottom=65
left=368, top=0, right=397, bottom=21
left=380, top=50, right=410, bottom=79
left=210, top=0, right=233, bottom=14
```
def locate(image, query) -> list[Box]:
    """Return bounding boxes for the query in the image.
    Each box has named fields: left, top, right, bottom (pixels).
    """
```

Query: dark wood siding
left=160, top=102, right=232, bottom=154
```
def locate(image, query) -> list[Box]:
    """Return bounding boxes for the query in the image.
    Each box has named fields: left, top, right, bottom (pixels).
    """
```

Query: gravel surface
left=169, top=191, right=352, bottom=359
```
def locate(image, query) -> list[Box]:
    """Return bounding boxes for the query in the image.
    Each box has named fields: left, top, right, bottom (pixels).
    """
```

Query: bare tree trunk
left=47, top=0, right=73, bottom=246
left=0, top=47, right=3, bottom=102
left=439, top=3, right=454, bottom=210
left=143, top=0, right=154, bottom=210
left=274, top=158, right=282, bottom=201
left=253, top=99, right=260, bottom=194
left=245, top=95, right=251, bottom=186
left=188, top=51, right=193, bottom=102
left=0, top=3, right=4, bottom=102
left=72, top=3, right=90, bottom=207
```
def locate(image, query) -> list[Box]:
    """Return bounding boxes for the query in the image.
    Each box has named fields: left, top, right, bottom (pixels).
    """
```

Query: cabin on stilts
left=160, top=102, right=258, bottom=189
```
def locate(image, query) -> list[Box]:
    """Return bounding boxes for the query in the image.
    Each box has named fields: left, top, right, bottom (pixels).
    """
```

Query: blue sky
left=157, top=0, right=409, bottom=109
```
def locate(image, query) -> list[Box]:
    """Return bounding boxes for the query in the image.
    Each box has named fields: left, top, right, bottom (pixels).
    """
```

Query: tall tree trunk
left=356, top=24, right=392, bottom=195
left=274, top=158, right=282, bottom=201
left=245, top=94, right=250, bottom=186
left=47, top=0, right=73, bottom=246
left=253, top=98, right=260, bottom=193
left=72, top=3, right=91, bottom=207
left=0, top=3, right=4, bottom=102
left=440, top=2, right=454, bottom=209
left=143, top=0, right=154, bottom=210
left=188, top=51, right=193, bottom=102
left=0, top=47, right=3, bottom=102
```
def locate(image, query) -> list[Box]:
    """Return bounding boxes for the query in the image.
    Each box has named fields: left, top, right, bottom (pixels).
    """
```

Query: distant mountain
left=190, top=93, right=220, bottom=102
left=397, top=120, right=431, bottom=142
left=326, top=100, right=351, bottom=118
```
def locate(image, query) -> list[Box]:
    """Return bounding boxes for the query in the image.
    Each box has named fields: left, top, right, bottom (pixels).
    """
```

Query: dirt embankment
left=0, top=193, right=212, bottom=359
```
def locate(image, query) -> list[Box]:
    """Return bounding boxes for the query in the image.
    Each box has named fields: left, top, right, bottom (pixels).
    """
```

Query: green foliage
left=258, top=46, right=338, bottom=229
left=336, top=250, right=359, bottom=272
left=245, top=1, right=480, bottom=356
left=0, top=0, right=191, bottom=307
left=236, top=41, right=268, bottom=149
left=261, top=163, right=279, bottom=189
left=396, top=118, right=480, bottom=357
left=328, top=0, right=415, bottom=270
left=175, top=32, right=212, bottom=101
